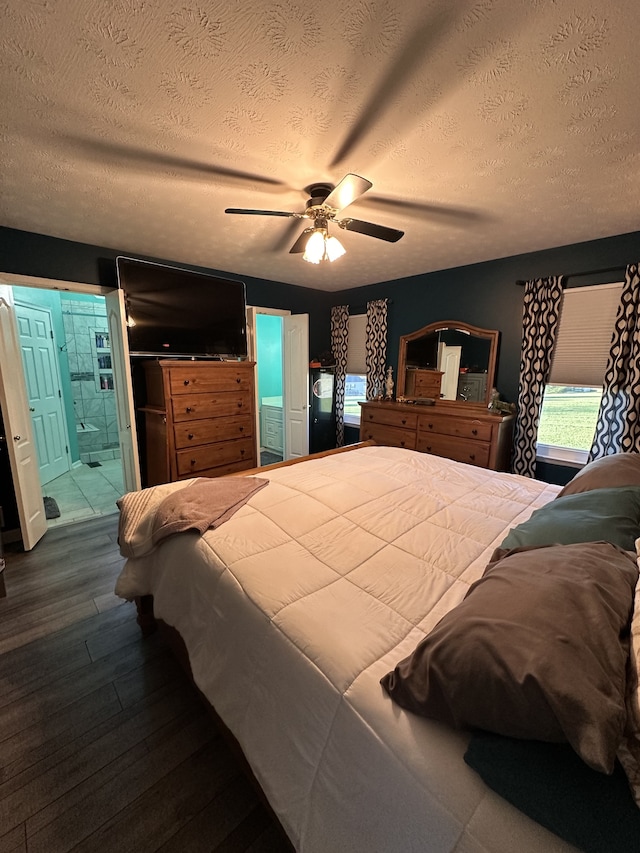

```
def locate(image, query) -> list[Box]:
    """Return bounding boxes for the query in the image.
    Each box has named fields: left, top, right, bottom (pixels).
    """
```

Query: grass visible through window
left=537, top=387, right=602, bottom=451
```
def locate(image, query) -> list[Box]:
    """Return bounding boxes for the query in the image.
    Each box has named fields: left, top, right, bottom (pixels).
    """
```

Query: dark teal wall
left=3, top=225, right=640, bottom=485
left=327, top=231, right=640, bottom=408
left=0, top=227, right=333, bottom=360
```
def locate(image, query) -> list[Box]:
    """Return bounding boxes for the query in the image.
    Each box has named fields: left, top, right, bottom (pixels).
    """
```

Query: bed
left=114, top=444, right=640, bottom=853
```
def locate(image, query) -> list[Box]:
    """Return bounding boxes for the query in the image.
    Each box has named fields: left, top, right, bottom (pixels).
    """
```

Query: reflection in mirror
left=398, top=321, right=499, bottom=407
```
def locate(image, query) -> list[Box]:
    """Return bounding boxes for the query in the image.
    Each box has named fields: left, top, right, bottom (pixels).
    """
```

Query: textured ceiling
left=2, top=0, right=639, bottom=292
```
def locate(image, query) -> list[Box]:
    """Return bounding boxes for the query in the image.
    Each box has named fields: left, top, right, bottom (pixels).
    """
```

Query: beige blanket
left=117, top=476, right=268, bottom=558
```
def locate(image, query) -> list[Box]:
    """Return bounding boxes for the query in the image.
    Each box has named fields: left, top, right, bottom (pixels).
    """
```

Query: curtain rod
left=515, top=264, right=627, bottom=286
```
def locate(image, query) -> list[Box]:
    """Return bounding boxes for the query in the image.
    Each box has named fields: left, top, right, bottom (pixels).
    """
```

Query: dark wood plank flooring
left=0, top=516, right=292, bottom=853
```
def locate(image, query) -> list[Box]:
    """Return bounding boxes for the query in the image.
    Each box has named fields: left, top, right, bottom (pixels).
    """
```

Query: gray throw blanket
left=117, top=476, right=268, bottom=558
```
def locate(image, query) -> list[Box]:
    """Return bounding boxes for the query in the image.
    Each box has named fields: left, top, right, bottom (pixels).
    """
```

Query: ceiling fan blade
left=289, top=228, right=314, bottom=254
left=271, top=216, right=306, bottom=253
left=358, top=195, right=489, bottom=225
left=57, top=134, right=288, bottom=191
left=323, top=174, right=372, bottom=212
left=225, top=208, right=298, bottom=217
left=338, top=218, right=404, bottom=243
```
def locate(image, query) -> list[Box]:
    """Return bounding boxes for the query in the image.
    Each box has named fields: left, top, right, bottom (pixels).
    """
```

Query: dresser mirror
left=397, top=321, right=499, bottom=407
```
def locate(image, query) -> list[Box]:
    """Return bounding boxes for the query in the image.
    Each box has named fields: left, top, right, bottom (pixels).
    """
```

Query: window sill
left=536, top=443, right=587, bottom=468
left=344, top=413, right=361, bottom=427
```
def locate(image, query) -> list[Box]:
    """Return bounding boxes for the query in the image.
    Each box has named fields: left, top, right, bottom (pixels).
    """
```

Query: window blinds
left=346, top=314, right=367, bottom=374
left=548, top=282, right=622, bottom=386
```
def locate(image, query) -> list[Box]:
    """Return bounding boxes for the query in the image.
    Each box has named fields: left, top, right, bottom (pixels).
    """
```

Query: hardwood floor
left=0, top=517, right=292, bottom=853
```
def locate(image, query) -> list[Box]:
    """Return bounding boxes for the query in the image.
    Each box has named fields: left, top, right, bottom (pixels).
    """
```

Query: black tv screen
left=116, top=256, right=248, bottom=359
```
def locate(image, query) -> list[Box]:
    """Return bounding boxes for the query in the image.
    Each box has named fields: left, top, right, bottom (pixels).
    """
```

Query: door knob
left=29, top=407, right=35, bottom=412
left=13, top=435, right=21, bottom=441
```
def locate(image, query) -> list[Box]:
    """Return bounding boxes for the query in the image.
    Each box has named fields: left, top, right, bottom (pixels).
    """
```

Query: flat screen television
left=116, top=256, right=248, bottom=359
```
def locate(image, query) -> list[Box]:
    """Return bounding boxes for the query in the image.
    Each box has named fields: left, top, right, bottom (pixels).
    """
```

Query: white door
left=14, top=300, right=69, bottom=485
left=0, top=287, right=47, bottom=550
left=283, top=314, right=309, bottom=459
left=438, top=344, right=462, bottom=401
left=105, top=288, right=141, bottom=493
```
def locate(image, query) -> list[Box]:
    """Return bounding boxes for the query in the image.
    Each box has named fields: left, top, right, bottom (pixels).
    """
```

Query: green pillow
left=500, top=486, right=640, bottom=552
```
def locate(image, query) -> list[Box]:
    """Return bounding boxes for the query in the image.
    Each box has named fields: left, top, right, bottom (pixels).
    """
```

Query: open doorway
left=248, top=306, right=310, bottom=463
left=0, top=276, right=136, bottom=543
left=255, top=313, right=284, bottom=466
left=12, top=286, right=125, bottom=528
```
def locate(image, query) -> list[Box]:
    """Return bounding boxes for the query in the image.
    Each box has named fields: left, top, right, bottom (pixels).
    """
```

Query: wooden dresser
left=359, top=400, right=514, bottom=471
left=139, top=360, right=257, bottom=485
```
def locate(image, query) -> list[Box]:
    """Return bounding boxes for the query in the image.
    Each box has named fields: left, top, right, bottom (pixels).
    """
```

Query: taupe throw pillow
left=381, top=541, right=638, bottom=774
left=558, top=452, right=640, bottom=498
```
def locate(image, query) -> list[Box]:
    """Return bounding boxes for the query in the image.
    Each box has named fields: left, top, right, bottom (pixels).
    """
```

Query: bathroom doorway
left=5, top=283, right=126, bottom=530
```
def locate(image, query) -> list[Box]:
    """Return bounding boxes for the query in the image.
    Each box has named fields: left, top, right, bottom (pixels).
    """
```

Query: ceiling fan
left=225, top=174, right=404, bottom=263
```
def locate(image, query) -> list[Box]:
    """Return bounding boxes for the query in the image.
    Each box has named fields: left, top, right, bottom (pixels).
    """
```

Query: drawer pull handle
left=236, top=378, right=241, bottom=383
left=472, top=429, right=478, bottom=436
left=237, top=402, right=243, bottom=408
left=188, top=433, right=194, bottom=440
left=469, top=454, right=476, bottom=461
left=185, top=406, right=192, bottom=413
left=184, top=380, right=190, bottom=386
left=428, top=423, right=433, bottom=430
left=426, top=445, right=432, bottom=452
left=401, top=419, right=406, bottom=425
left=368, top=414, right=373, bottom=420
left=190, top=459, right=196, bottom=466
left=240, top=448, right=245, bottom=455
left=400, top=441, right=405, bottom=447
left=239, top=426, right=244, bottom=432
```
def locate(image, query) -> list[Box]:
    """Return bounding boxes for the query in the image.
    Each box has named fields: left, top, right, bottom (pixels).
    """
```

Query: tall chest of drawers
left=359, top=400, right=514, bottom=471
left=140, top=359, right=257, bottom=485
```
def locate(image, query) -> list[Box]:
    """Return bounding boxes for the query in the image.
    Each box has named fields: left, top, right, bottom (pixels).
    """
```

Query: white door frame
left=0, top=287, right=47, bottom=549
left=283, top=314, right=310, bottom=459
left=246, top=305, right=290, bottom=456
left=0, top=272, right=140, bottom=548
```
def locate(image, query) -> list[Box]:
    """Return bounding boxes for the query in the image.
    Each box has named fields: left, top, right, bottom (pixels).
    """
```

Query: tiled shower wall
left=61, top=296, right=120, bottom=464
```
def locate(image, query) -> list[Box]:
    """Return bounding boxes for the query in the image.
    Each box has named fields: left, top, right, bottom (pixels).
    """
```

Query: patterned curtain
left=331, top=304, right=349, bottom=447
left=365, top=298, right=389, bottom=399
left=512, top=275, right=565, bottom=477
left=589, top=262, right=640, bottom=459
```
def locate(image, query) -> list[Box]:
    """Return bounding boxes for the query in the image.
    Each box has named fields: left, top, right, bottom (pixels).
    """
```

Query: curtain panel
left=512, top=275, right=564, bottom=478
left=331, top=304, right=349, bottom=447
left=365, top=299, right=389, bottom=400
left=590, top=262, right=640, bottom=459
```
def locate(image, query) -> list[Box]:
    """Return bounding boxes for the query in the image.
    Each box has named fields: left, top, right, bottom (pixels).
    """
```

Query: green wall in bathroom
left=256, top=314, right=283, bottom=400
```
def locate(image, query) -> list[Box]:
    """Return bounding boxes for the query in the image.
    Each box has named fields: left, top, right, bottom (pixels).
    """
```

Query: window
left=536, top=282, right=621, bottom=465
left=344, top=314, right=367, bottom=427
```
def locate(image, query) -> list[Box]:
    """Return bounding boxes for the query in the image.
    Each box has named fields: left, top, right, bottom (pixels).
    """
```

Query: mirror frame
left=397, top=320, right=499, bottom=408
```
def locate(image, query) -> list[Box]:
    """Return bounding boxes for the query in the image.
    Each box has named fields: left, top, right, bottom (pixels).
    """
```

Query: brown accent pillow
left=381, top=542, right=638, bottom=774
left=558, top=453, right=640, bottom=498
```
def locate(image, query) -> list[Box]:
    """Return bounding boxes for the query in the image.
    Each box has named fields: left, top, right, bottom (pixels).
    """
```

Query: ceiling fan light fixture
left=302, top=228, right=346, bottom=264
left=302, top=229, right=328, bottom=264
left=325, top=234, right=346, bottom=262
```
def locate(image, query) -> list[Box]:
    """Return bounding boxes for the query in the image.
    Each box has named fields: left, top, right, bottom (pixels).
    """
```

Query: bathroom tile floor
left=43, top=459, right=125, bottom=528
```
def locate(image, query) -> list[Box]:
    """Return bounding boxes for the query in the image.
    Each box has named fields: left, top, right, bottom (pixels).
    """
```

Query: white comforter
left=116, top=445, right=577, bottom=853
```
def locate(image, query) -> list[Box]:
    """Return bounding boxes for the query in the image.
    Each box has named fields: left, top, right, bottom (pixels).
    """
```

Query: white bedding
left=115, top=445, right=578, bottom=853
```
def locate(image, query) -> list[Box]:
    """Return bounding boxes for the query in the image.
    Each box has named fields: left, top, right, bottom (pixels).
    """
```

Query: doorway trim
left=0, top=272, right=138, bottom=548
left=246, top=305, right=290, bottom=456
